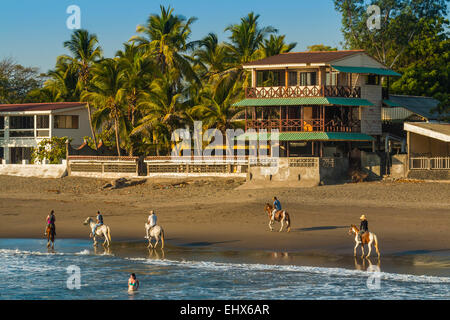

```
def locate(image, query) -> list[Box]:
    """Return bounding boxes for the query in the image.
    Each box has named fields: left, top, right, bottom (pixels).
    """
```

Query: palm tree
left=81, top=59, right=126, bottom=156
left=193, top=79, right=243, bottom=133
left=130, top=5, right=199, bottom=86
left=222, top=13, right=277, bottom=91
left=260, top=35, right=297, bottom=58
left=193, top=33, right=232, bottom=82
left=116, top=43, right=156, bottom=155
left=132, top=76, right=186, bottom=156
left=62, top=29, right=103, bottom=148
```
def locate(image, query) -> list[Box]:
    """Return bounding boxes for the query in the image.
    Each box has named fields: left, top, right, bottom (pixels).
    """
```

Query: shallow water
left=0, top=239, right=449, bottom=300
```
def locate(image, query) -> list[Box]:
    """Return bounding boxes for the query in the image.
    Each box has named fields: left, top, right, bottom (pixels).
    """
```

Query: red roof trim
left=0, top=102, right=86, bottom=112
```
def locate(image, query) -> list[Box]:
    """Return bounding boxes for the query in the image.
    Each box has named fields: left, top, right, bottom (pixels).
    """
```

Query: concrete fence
left=67, top=156, right=139, bottom=178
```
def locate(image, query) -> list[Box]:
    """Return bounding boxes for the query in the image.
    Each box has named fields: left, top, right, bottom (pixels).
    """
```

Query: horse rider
left=272, top=197, right=282, bottom=220
left=358, top=214, right=369, bottom=242
left=145, top=210, right=157, bottom=239
left=91, top=211, right=104, bottom=238
left=44, top=210, right=56, bottom=236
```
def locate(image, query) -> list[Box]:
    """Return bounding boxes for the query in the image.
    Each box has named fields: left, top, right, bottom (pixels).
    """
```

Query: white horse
left=348, top=225, right=380, bottom=258
left=144, top=223, right=165, bottom=249
left=84, top=217, right=112, bottom=247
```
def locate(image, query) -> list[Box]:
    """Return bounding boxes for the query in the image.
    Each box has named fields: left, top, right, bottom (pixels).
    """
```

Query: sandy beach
left=0, top=175, right=449, bottom=256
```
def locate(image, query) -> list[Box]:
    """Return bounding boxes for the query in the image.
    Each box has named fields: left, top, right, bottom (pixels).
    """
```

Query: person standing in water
left=128, top=273, right=139, bottom=292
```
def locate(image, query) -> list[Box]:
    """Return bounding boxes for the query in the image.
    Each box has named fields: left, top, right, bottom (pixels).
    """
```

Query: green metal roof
left=383, top=95, right=442, bottom=120
left=331, top=65, right=401, bottom=76
left=233, top=97, right=374, bottom=107
left=236, top=132, right=375, bottom=141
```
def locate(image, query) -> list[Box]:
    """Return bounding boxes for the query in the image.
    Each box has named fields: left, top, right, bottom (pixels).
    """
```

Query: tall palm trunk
left=114, top=116, right=121, bottom=157
left=86, top=102, right=98, bottom=149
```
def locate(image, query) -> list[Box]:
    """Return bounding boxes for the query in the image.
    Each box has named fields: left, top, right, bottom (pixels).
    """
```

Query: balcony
left=245, top=85, right=361, bottom=99
left=246, top=119, right=360, bottom=133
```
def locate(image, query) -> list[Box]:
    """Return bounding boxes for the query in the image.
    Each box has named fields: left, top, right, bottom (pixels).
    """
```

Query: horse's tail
left=285, top=212, right=291, bottom=232
left=107, top=226, right=112, bottom=244
left=373, top=233, right=380, bottom=257
left=160, top=228, right=165, bottom=249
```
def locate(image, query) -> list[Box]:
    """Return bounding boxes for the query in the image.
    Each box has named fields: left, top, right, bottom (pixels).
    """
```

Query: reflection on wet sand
left=148, top=248, right=165, bottom=260
left=354, top=257, right=381, bottom=272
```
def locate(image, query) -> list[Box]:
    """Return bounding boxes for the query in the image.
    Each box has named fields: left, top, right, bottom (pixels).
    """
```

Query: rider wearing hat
left=359, top=214, right=369, bottom=242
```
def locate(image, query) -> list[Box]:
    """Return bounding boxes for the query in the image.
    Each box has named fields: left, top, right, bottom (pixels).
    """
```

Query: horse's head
left=348, top=224, right=358, bottom=235
left=83, top=217, right=92, bottom=225
left=264, top=203, right=272, bottom=216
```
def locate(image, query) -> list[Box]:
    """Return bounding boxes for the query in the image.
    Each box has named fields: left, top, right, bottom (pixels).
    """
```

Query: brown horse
left=348, top=224, right=380, bottom=258
left=46, top=225, right=56, bottom=249
left=264, top=203, right=291, bottom=232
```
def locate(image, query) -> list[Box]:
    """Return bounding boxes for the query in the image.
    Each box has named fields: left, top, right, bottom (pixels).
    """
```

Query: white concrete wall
left=52, top=107, right=91, bottom=146
left=360, top=85, right=382, bottom=135
left=0, top=163, right=67, bottom=178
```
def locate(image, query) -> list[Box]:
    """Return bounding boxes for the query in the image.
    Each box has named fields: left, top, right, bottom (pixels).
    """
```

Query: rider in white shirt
left=145, top=210, right=157, bottom=239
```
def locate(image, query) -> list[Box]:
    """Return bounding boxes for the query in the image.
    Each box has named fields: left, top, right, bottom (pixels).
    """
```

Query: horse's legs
left=154, top=236, right=160, bottom=248
left=367, top=240, right=373, bottom=258
left=361, top=243, right=365, bottom=258
left=279, top=218, right=284, bottom=232
left=269, top=220, right=273, bottom=232
left=353, top=242, right=359, bottom=257
left=147, top=237, right=153, bottom=249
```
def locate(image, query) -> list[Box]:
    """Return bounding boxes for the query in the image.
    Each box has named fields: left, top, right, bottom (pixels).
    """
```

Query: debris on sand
left=102, top=178, right=146, bottom=190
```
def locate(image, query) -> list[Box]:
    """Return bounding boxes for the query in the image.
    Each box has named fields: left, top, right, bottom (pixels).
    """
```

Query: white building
left=0, top=102, right=91, bottom=164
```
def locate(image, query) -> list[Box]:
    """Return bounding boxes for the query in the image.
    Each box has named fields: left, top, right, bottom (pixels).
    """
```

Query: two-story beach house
left=234, top=50, right=401, bottom=159
left=0, top=102, right=91, bottom=164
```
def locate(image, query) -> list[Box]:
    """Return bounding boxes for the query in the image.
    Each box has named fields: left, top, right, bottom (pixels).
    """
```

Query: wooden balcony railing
left=245, top=85, right=361, bottom=99
left=246, top=119, right=360, bottom=133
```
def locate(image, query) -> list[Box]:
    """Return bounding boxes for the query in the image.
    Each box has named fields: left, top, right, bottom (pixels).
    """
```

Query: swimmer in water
left=128, top=273, right=139, bottom=292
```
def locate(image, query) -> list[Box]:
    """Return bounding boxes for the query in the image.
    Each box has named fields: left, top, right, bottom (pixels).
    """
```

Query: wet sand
left=0, top=175, right=449, bottom=258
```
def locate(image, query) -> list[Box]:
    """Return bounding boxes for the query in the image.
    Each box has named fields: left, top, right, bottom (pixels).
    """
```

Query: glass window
left=300, top=72, right=317, bottom=86
left=366, top=75, right=380, bottom=85
left=10, top=116, right=33, bottom=129
left=0, top=117, right=4, bottom=130
left=54, top=115, right=79, bottom=129
left=288, top=72, right=297, bottom=86
left=256, top=70, right=285, bottom=87
left=326, top=72, right=338, bottom=86
left=37, top=115, right=49, bottom=129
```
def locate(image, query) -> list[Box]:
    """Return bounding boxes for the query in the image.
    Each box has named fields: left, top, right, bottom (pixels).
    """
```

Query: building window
left=0, top=117, right=4, bottom=130
left=288, top=72, right=298, bottom=86
left=299, top=72, right=317, bottom=86
left=326, top=72, right=338, bottom=86
left=256, top=70, right=285, bottom=87
left=37, top=115, right=49, bottom=129
left=366, top=75, right=380, bottom=85
left=54, top=115, right=79, bottom=129
left=10, top=116, right=33, bottom=129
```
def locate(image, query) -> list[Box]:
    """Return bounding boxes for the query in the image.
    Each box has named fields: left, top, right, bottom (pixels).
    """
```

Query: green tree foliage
left=307, top=44, right=338, bottom=51
left=31, top=136, right=69, bottom=164
left=0, top=58, right=44, bottom=103
left=333, top=0, right=449, bottom=114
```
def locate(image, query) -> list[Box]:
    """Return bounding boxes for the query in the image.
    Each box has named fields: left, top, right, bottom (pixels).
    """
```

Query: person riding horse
left=91, top=211, right=104, bottom=238
left=272, top=197, right=282, bottom=220
left=44, top=210, right=56, bottom=236
left=145, top=210, right=157, bottom=239
left=358, top=214, right=369, bottom=242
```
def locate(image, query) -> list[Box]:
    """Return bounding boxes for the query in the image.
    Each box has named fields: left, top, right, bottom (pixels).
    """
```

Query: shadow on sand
left=181, top=240, right=241, bottom=247
left=294, top=225, right=348, bottom=232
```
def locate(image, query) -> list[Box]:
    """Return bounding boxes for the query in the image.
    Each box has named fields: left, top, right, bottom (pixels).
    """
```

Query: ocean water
left=0, top=239, right=449, bottom=300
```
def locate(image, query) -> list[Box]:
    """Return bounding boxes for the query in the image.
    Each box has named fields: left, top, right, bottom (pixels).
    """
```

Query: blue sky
left=0, top=0, right=344, bottom=73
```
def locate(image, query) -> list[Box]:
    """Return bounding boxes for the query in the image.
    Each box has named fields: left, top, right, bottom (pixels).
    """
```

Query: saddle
left=360, top=231, right=370, bottom=243
left=273, top=210, right=284, bottom=220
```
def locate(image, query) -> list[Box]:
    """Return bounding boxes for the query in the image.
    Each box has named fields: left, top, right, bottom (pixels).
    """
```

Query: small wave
left=75, top=249, right=90, bottom=255
left=0, top=249, right=64, bottom=256
left=127, top=257, right=450, bottom=285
